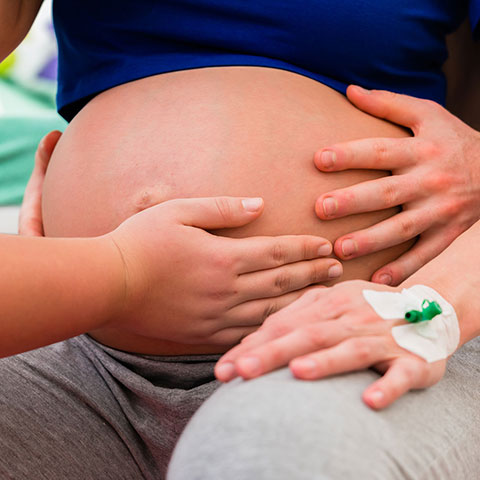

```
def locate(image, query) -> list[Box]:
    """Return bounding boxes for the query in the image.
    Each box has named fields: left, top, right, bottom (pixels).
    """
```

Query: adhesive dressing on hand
left=362, top=285, right=459, bottom=362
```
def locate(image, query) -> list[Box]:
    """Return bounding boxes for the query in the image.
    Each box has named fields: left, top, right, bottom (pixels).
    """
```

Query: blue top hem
left=58, top=56, right=349, bottom=121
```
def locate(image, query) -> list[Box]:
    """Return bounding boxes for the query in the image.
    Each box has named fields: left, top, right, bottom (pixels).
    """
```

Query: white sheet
left=0, top=206, right=20, bottom=234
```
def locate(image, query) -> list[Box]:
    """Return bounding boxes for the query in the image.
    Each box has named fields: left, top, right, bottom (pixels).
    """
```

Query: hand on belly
left=97, top=195, right=345, bottom=352
left=41, top=67, right=414, bottom=354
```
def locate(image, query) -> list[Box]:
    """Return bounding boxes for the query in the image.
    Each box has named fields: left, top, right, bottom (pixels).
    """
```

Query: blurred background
left=0, top=0, right=66, bottom=233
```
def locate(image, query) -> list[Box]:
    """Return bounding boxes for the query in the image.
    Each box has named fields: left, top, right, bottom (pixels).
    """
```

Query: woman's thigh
left=0, top=336, right=219, bottom=480
left=168, top=338, right=480, bottom=480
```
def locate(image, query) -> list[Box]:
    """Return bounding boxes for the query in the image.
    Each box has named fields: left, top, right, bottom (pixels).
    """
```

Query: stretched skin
left=42, top=67, right=412, bottom=355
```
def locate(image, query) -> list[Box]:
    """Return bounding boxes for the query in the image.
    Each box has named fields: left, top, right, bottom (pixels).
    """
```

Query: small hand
left=215, top=280, right=446, bottom=409
left=314, top=86, right=480, bottom=285
left=18, top=130, right=62, bottom=236
left=109, top=196, right=342, bottom=346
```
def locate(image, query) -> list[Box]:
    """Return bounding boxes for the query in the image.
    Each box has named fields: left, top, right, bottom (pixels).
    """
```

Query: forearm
left=0, top=234, right=123, bottom=357
left=402, top=221, right=480, bottom=345
left=0, top=0, right=42, bottom=61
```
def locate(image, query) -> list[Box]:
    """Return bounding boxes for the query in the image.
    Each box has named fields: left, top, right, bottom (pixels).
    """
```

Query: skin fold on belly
left=42, top=67, right=412, bottom=355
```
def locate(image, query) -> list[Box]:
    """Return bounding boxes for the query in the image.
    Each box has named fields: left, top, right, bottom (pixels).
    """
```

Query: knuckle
left=439, top=199, right=463, bottom=218
left=377, top=91, right=399, bottom=115
left=205, top=275, right=237, bottom=302
left=206, top=286, right=237, bottom=302
left=350, top=312, right=374, bottom=327
left=407, top=99, right=437, bottom=123
left=302, top=238, right=318, bottom=258
left=351, top=339, right=373, bottom=363
left=398, top=216, right=417, bottom=239
left=415, top=365, right=429, bottom=386
left=321, top=298, right=343, bottom=318
left=267, top=344, right=287, bottom=365
left=342, top=189, right=356, bottom=207
left=273, top=272, right=292, bottom=293
left=423, top=171, right=454, bottom=193
left=381, top=181, right=400, bottom=206
left=321, top=355, right=334, bottom=373
left=417, top=140, right=440, bottom=159
left=387, top=383, right=401, bottom=400
left=386, top=383, right=409, bottom=400
left=328, top=290, right=349, bottom=310
left=214, top=197, right=234, bottom=223
left=301, top=239, right=310, bottom=259
left=271, top=243, right=289, bottom=265
left=264, top=318, right=291, bottom=336
left=377, top=89, right=396, bottom=101
left=373, top=141, right=388, bottom=163
left=401, top=364, right=416, bottom=384
left=308, top=262, right=324, bottom=284
left=423, top=99, right=444, bottom=114
left=211, top=251, right=235, bottom=271
left=304, top=324, right=326, bottom=347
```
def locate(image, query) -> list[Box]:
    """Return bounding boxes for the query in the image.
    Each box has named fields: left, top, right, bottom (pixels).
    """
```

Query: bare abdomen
left=42, top=67, right=411, bottom=354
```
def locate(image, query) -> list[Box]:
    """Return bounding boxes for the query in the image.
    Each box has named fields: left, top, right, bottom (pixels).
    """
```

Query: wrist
left=401, top=273, right=475, bottom=347
left=92, top=234, right=128, bottom=329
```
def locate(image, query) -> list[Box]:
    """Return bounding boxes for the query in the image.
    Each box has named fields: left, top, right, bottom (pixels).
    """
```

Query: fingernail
left=318, top=243, right=332, bottom=256
left=323, top=197, right=337, bottom=217
left=378, top=273, right=392, bottom=285
left=238, top=357, right=261, bottom=376
left=328, top=263, right=343, bottom=278
left=291, top=358, right=316, bottom=375
left=242, top=198, right=263, bottom=212
left=368, top=390, right=384, bottom=406
left=341, top=239, right=357, bottom=257
left=215, top=362, right=235, bottom=381
left=320, top=150, right=336, bottom=169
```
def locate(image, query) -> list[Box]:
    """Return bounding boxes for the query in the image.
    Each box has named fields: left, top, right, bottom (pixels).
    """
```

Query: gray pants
left=168, top=337, right=480, bottom=480
left=0, top=335, right=219, bottom=480
left=0, top=335, right=479, bottom=479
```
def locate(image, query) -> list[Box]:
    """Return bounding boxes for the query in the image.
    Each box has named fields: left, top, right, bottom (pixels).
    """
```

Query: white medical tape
left=362, top=285, right=459, bottom=363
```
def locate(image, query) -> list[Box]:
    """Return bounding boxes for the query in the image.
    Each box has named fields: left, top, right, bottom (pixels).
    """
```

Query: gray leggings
left=169, top=337, right=480, bottom=480
left=0, top=334, right=479, bottom=479
left=0, top=335, right=219, bottom=480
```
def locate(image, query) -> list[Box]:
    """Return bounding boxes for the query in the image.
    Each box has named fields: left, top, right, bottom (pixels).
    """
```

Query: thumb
left=37, top=130, right=63, bottom=170
left=169, top=196, right=265, bottom=229
left=346, top=85, right=426, bottom=132
left=18, top=131, right=62, bottom=236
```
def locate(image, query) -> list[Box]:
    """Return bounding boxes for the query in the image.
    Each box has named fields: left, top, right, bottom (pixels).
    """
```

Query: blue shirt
left=52, top=1, right=479, bottom=121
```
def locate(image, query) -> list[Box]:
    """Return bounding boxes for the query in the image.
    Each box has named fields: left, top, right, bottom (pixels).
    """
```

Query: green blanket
left=0, top=79, right=66, bottom=206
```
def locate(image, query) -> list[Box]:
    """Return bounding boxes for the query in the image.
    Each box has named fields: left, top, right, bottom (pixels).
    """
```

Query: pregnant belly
left=42, top=67, right=411, bottom=355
